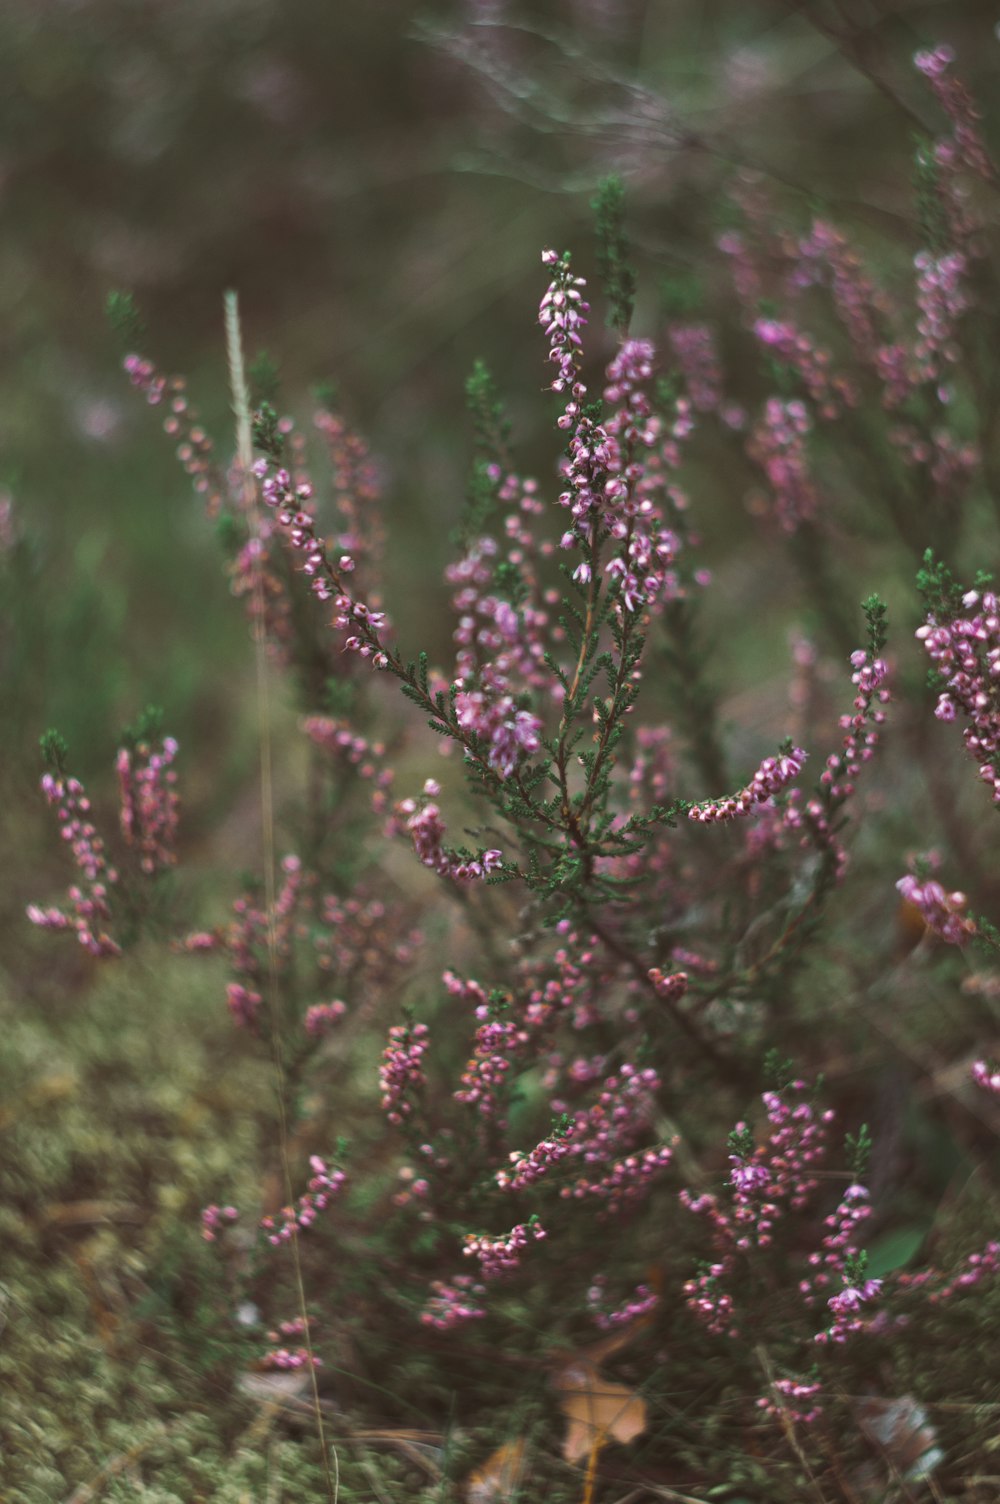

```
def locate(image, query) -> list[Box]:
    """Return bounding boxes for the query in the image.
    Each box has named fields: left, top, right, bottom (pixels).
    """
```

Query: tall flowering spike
left=227, top=526, right=295, bottom=664
left=600, top=338, right=687, bottom=614
left=667, top=323, right=723, bottom=414
left=688, top=746, right=807, bottom=824
left=914, top=46, right=996, bottom=186
left=746, top=398, right=818, bottom=533
left=539, top=250, right=612, bottom=557
left=116, top=735, right=180, bottom=876
left=912, top=250, right=969, bottom=387
left=915, top=578, right=1000, bottom=806
left=313, top=403, right=388, bottom=625
left=27, top=768, right=121, bottom=958
left=455, top=1004, right=530, bottom=1121
left=301, top=716, right=395, bottom=816
left=751, top=317, right=856, bottom=418
left=444, top=465, right=553, bottom=778
left=259, top=1156, right=347, bottom=1245
left=539, top=249, right=590, bottom=398
left=122, top=355, right=225, bottom=514
left=379, top=1020, right=431, bottom=1125
left=789, top=218, right=895, bottom=368
left=250, top=455, right=390, bottom=667
left=681, top=1081, right=834, bottom=1337
left=810, top=1188, right=882, bottom=1346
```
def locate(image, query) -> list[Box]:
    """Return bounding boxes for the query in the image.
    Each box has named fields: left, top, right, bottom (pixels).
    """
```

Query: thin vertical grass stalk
left=224, top=289, right=338, bottom=1504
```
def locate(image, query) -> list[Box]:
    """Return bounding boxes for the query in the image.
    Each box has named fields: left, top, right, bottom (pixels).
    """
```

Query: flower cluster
left=311, top=892, right=421, bottom=996
left=896, top=859, right=976, bottom=946
left=393, top=783, right=503, bottom=881
left=916, top=586, right=1000, bottom=805
left=251, top=456, right=390, bottom=665
left=667, top=323, right=722, bottom=413
left=27, top=770, right=120, bottom=957
left=586, top=1276, right=660, bottom=1331
left=183, top=851, right=419, bottom=1041
left=260, top=1156, right=347, bottom=1245
left=312, top=403, right=386, bottom=596
left=756, top=1376, right=823, bottom=1428
left=681, top=1082, right=833, bottom=1336
left=258, top=1346, right=321, bottom=1372
left=453, top=688, right=543, bottom=780
left=789, top=218, right=890, bottom=366
left=752, top=317, right=855, bottom=418
left=802, top=1182, right=880, bottom=1343
left=971, top=1060, right=1000, bottom=1095
left=447, top=511, right=555, bottom=701
left=599, top=338, right=688, bottom=613
left=500, top=1064, right=673, bottom=1213
left=421, top=1274, right=487, bottom=1330
left=303, top=1000, right=347, bottom=1036
left=896, top=1240, right=1000, bottom=1307
left=301, top=715, right=394, bottom=815
left=746, top=398, right=818, bottom=533
left=379, top=1021, right=431, bottom=1125
left=116, top=735, right=179, bottom=875
left=688, top=746, right=807, bottom=824
left=122, top=355, right=224, bottom=514
left=462, top=1217, right=547, bottom=1279
left=227, top=526, right=295, bottom=661
left=454, top=1012, right=529, bottom=1120
left=913, top=46, right=996, bottom=185
left=200, top=1203, right=239, bottom=1242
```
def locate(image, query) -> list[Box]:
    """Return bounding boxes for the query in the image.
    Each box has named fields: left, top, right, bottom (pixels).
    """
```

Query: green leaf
left=866, top=1224, right=929, bottom=1279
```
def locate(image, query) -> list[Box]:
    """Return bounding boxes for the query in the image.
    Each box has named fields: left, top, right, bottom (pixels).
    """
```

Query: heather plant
left=12, top=32, right=1000, bottom=1504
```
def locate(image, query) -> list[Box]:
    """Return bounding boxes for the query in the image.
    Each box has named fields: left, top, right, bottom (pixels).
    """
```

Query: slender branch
left=584, top=909, right=749, bottom=1085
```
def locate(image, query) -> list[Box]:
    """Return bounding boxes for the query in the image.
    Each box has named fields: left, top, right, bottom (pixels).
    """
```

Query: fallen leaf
left=856, top=1394, right=944, bottom=1483
left=465, top=1439, right=527, bottom=1502
left=237, top=1369, right=312, bottom=1404
left=552, top=1356, right=647, bottom=1465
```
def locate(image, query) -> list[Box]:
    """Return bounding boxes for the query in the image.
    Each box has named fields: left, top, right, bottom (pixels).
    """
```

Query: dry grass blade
left=224, top=288, right=337, bottom=1504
